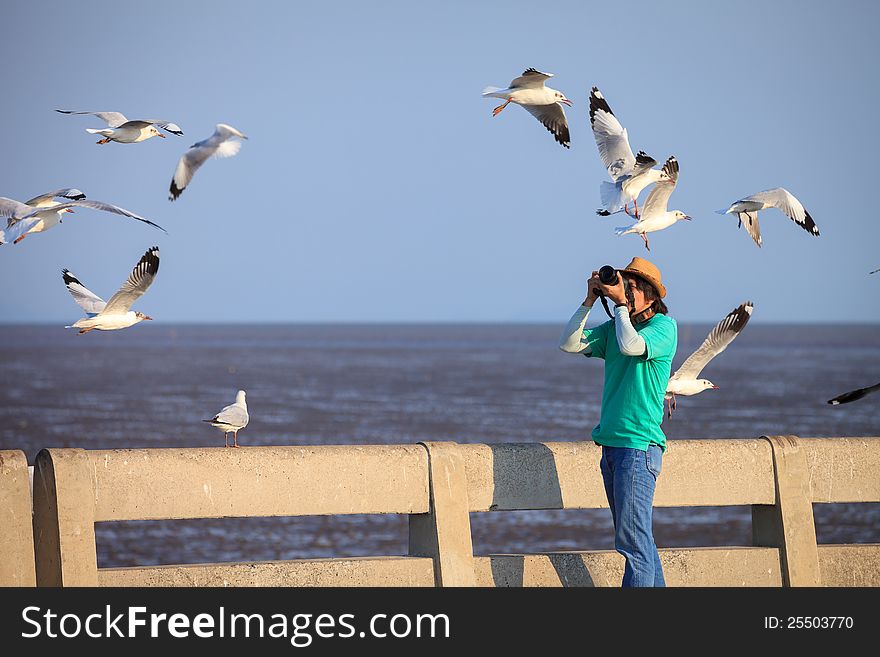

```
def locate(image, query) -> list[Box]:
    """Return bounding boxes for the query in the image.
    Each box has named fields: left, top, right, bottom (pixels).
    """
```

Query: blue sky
left=1, top=0, right=878, bottom=323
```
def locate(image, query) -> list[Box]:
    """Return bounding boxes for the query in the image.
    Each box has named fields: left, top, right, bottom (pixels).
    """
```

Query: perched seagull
left=0, top=193, right=165, bottom=246
left=203, top=390, right=249, bottom=448
left=588, top=87, right=668, bottom=218
left=827, top=382, right=880, bottom=405
left=56, top=109, right=183, bottom=144
left=62, top=246, right=160, bottom=334
left=614, top=156, right=690, bottom=251
left=665, top=301, right=753, bottom=417
left=716, top=188, right=819, bottom=248
left=169, top=123, right=248, bottom=200
left=482, top=68, right=572, bottom=148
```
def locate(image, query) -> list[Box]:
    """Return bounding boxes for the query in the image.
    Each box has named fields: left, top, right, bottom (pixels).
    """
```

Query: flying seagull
left=615, top=156, right=690, bottom=251
left=482, top=68, right=572, bottom=148
left=717, top=188, right=819, bottom=248
left=665, top=301, right=753, bottom=417
left=827, top=382, right=880, bottom=405
left=56, top=109, right=183, bottom=144
left=204, top=390, right=249, bottom=448
left=62, top=246, right=160, bottom=334
left=169, top=123, right=248, bottom=201
left=588, top=87, right=669, bottom=218
left=0, top=193, right=165, bottom=246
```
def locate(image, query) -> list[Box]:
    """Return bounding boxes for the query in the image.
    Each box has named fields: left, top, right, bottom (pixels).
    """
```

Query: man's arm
left=614, top=305, right=647, bottom=356
left=559, top=301, right=594, bottom=353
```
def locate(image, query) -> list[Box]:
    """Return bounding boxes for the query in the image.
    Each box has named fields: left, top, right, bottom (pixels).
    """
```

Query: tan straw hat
left=621, top=257, right=666, bottom=298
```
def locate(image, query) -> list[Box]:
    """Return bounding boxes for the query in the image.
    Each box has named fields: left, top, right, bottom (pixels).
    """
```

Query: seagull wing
left=24, top=189, right=87, bottom=206
left=143, top=120, right=184, bottom=135
left=0, top=197, right=33, bottom=224
left=671, top=302, right=753, bottom=381
left=169, top=131, right=241, bottom=200
left=100, top=246, right=160, bottom=315
left=522, top=102, right=570, bottom=148
left=588, top=87, right=636, bottom=181
left=61, top=269, right=106, bottom=316
left=745, top=188, right=820, bottom=237
left=510, top=68, right=553, bottom=89
left=640, top=156, right=679, bottom=217
left=737, top=211, right=762, bottom=247
left=1, top=216, right=41, bottom=244
left=36, top=199, right=167, bottom=233
left=209, top=403, right=249, bottom=428
left=55, top=109, right=128, bottom=127
left=827, top=383, right=880, bottom=405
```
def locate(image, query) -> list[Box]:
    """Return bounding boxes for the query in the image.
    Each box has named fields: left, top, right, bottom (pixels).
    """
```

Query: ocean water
left=1, top=323, right=878, bottom=568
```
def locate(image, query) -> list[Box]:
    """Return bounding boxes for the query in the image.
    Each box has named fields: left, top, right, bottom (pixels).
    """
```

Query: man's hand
left=584, top=271, right=601, bottom=306
left=599, top=273, right=628, bottom=306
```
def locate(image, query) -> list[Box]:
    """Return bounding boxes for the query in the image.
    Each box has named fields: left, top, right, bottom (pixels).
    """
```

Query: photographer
left=558, top=257, right=677, bottom=587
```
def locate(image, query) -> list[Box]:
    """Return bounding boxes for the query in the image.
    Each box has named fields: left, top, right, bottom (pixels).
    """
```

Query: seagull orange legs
left=224, top=432, right=240, bottom=448
left=492, top=100, right=511, bottom=116
left=624, top=199, right=640, bottom=219
left=641, top=233, right=651, bottom=251
left=96, top=138, right=111, bottom=145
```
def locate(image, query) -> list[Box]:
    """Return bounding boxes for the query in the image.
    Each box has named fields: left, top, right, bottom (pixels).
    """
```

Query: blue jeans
left=599, top=445, right=665, bottom=587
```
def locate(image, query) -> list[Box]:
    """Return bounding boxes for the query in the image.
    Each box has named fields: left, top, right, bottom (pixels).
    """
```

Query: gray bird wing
left=55, top=110, right=128, bottom=127
left=640, top=156, right=679, bottom=217
left=744, top=188, right=819, bottom=237
left=101, top=246, right=160, bottom=315
left=30, top=199, right=167, bottom=233
left=210, top=403, right=249, bottom=429
left=737, top=211, right=762, bottom=248
left=61, top=269, right=106, bottom=316
left=522, top=102, right=570, bottom=148
left=671, top=302, right=753, bottom=381
left=24, top=188, right=86, bottom=206
left=588, top=87, right=636, bottom=181
left=510, top=68, right=553, bottom=89
left=0, top=197, right=34, bottom=224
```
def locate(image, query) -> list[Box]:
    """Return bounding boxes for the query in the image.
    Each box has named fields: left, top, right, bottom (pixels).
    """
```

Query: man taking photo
left=559, top=257, right=677, bottom=587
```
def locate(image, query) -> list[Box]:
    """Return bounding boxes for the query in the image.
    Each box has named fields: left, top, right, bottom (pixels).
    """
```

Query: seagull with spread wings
left=0, top=191, right=165, bottom=245
left=482, top=68, right=572, bottom=148
left=169, top=123, right=248, bottom=200
left=717, top=188, right=819, bottom=248
left=665, top=301, right=753, bottom=418
left=62, top=246, right=160, bottom=334
left=614, top=156, right=690, bottom=251
left=56, top=109, right=183, bottom=144
left=203, top=390, right=249, bottom=448
left=588, top=87, right=669, bottom=218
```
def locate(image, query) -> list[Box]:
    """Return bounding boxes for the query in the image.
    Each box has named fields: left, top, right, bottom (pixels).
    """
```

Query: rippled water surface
left=1, top=323, right=877, bottom=567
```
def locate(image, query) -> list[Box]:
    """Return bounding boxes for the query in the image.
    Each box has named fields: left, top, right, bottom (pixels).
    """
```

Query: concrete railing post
left=752, top=435, right=821, bottom=586
left=32, top=448, right=98, bottom=586
left=0, top=450, right=36, bottom=586
left=409, top=442, right=476, bottom=587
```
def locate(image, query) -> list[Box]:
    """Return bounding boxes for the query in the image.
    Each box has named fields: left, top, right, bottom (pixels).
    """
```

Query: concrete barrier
left=0, top=450, right=36, bottom=586
left=9, top=436, right=880, bottom=587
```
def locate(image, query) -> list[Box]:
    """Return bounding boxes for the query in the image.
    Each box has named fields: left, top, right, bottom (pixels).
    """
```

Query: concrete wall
left=3, top=436, right=878, bottom=587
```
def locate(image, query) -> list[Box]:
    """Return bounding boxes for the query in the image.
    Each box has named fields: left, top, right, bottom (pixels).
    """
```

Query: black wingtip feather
left=588, top=86, right=614, bottom=126
left=169, top=180, right=183, bottom=202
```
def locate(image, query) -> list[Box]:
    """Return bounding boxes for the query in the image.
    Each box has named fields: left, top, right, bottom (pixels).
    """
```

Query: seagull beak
left=158, top=133, right=166, bottom=138
left=144, top=315, right=153, bottom=321
left=561, top=99, right=573, bottom=107
left=65, top=208, right=75, bottom=214
left=240, top=134, right=249, bottom=140
left=684, top=215, right=692, bottom=221
left=712, top=384, right=719, bottom=389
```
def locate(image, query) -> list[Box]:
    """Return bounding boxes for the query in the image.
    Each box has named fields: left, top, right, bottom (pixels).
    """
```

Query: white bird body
left=204, top=390, right=249, bottom=447
left=665, top=301, right=753, bottom=416
left=482, top=68, right=572, bottom=148
left=86, top=124, right=164, bottom=143
left=62, top=246, right=160, bottom=334
left=614, top=156, right=689, bottom=250
left=70, top=311, right=143, bottom=332
left=169, top=123, right=248, bottom=200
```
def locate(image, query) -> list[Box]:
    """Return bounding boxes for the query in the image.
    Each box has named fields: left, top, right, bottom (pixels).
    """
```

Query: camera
left=598, top=265, right=619, bottom=286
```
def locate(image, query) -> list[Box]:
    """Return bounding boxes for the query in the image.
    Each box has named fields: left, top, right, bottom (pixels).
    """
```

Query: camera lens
left=598, top=265, right=619, bottom=286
